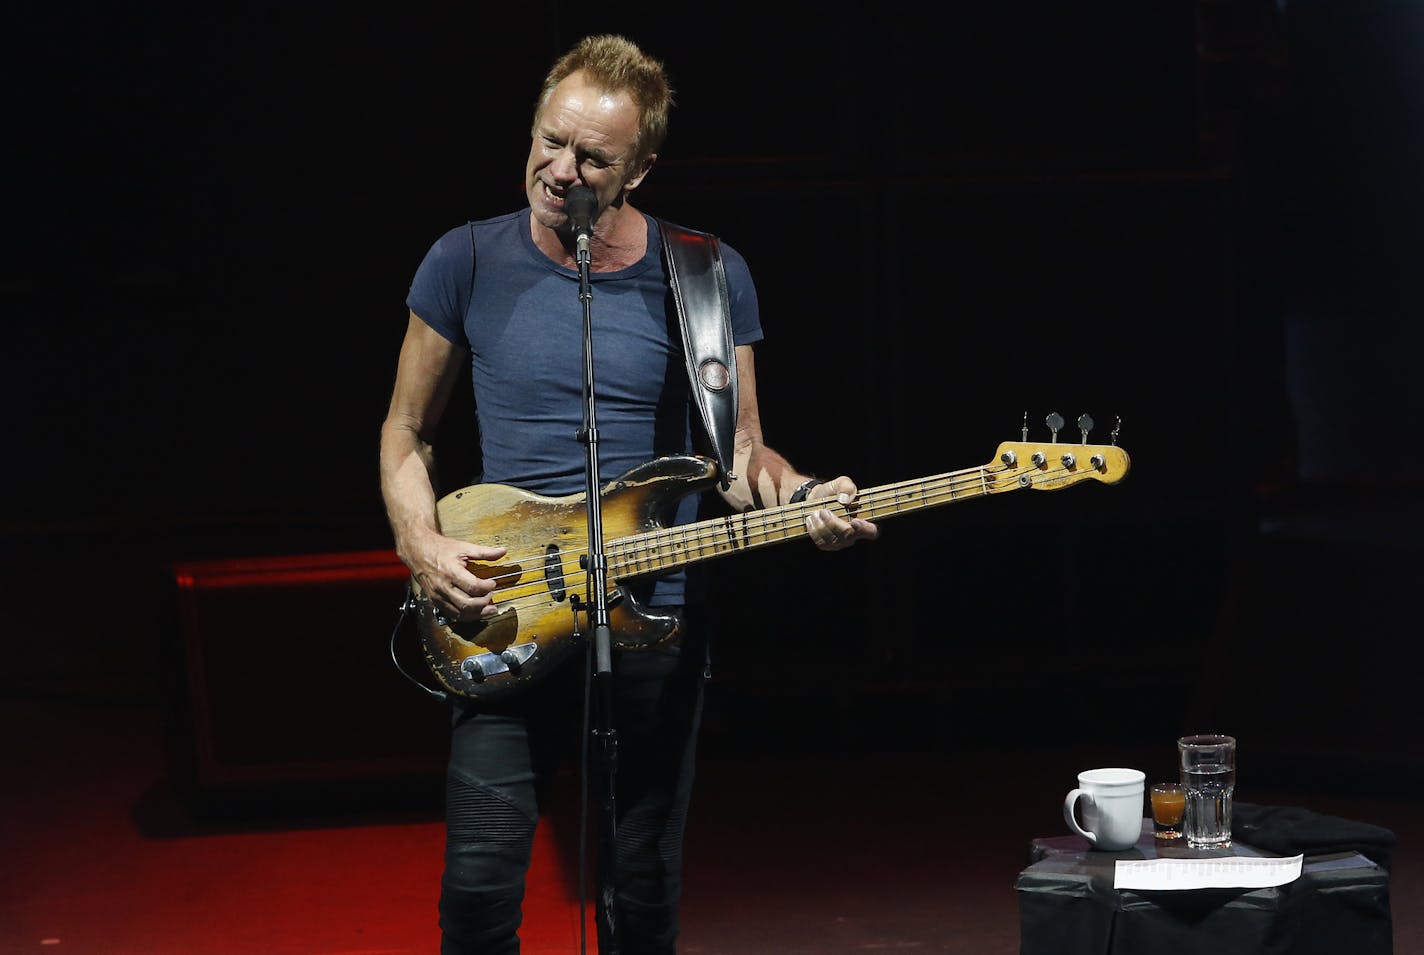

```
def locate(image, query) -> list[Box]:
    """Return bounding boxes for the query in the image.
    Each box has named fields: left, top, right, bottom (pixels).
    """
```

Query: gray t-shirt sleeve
left=405, top=224, right=475, bottom=347
left=719, top=240, right=765, bottom=348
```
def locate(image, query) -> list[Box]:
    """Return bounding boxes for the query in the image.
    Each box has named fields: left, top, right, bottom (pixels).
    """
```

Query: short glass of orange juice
left=1150, top=783, right=1187, bottom=842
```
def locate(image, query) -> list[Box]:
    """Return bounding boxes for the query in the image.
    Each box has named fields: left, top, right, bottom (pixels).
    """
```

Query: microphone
left=565, top=185, right=596, bottom=262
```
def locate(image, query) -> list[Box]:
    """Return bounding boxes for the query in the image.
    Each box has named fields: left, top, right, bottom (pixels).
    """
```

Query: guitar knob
left=1046, top=412, right=1064, bottom=443
left=1078, top=413, right=1094, bottom=444
left=461, top=656, right=487, bottom=682
left=1001, top=450, right=1018, bottom=467
left=1061, top=453, right=1077, bottom=469
left=1091, top=454, right=1106, bottom=471
left=1031, top=451, right=1048, bottom=467
left=500, top=643, right=539, bottom=672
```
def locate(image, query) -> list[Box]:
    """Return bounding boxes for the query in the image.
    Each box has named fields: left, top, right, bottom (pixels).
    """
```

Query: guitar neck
left=608, top=464, right=998, bottom=578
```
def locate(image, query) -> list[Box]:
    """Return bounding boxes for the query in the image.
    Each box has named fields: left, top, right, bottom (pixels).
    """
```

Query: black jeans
left=438, top=614, right=708, bottom=955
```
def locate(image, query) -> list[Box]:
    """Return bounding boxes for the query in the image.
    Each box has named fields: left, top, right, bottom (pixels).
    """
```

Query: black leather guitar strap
left=658, top=220, right=739, bottom=490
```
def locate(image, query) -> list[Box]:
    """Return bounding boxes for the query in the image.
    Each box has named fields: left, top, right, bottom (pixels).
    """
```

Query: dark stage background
left=5, top=0, right=1422, bottom=806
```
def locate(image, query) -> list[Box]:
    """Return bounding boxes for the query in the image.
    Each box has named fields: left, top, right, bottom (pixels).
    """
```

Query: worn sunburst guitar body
left=413, top=441, right=1130, bottom=702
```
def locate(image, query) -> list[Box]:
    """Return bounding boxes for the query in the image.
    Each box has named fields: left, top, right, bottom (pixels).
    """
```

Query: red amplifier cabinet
left=171, top=550, right=449, bottom=796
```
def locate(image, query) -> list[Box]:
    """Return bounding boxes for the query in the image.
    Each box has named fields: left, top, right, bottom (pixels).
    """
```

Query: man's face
left=525, top=71, right=652, bottom=235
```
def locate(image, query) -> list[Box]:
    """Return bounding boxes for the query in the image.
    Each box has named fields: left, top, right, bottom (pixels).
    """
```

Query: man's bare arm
left=380, top=312, right=507, bottom=619
left=717, top=345, right=878, bottom=551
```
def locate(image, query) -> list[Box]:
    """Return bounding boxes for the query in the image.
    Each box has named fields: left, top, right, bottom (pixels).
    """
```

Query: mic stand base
left=592, top=639, right=619, bottom=954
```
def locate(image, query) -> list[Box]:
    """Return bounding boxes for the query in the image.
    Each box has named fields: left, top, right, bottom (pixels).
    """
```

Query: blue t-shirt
left=407, top=209, right=764, bottom=604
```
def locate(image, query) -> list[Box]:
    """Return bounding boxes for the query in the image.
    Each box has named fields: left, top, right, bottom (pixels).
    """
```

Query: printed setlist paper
left=1114, top=855, right=1304, bottom=891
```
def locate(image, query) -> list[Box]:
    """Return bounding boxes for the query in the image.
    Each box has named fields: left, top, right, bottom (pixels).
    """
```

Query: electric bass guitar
left=412, top=438, right=1129, bottom=701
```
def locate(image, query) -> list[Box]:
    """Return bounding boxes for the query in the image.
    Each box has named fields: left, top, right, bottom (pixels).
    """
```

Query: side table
left=1016, top=819, right=1391, bottom=954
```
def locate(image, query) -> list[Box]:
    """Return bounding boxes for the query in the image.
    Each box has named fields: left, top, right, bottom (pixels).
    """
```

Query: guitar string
left=468, top=465, right=999, bottom=589
left=438, top=472, right=994, bottom=621
left=467, top=462, right=1074, bottom=608
left=440, top=461, right=1089, bottom=619
left=491, top=456, right=1098, bottom=580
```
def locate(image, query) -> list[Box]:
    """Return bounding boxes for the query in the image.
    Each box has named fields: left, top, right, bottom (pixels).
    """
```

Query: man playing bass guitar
left=378, top=34, right=877, bottom=955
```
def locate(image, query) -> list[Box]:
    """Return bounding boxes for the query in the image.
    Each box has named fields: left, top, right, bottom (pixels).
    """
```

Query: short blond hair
left=535, top=35, right=674, bottom=166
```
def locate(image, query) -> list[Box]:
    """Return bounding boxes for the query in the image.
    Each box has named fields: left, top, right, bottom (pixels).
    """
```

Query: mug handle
left=1063, top=788, right=1099, bottom=845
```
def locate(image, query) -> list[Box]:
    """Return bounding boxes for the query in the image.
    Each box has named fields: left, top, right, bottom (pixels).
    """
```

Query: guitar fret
left=658, top=530, right=674, bottom=567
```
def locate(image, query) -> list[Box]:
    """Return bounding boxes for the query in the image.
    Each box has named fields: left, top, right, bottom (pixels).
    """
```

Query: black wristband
left=788, top=478, right=822, bottom=505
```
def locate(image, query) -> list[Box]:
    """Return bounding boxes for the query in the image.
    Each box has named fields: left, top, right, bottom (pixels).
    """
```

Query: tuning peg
left=1078, top=413, right=1094, bottom=444
left=1046, top=412, right=1064, bottom=443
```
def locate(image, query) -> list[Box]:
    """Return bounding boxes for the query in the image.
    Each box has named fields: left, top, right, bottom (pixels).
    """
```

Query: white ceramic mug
left=1063, top=767, right=1146, bottom=851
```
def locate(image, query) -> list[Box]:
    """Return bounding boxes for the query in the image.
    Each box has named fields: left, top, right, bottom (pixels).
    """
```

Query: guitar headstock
left=989, top=441, right=1130, bottom=491
left=988, top=413, right=1131, bottom=492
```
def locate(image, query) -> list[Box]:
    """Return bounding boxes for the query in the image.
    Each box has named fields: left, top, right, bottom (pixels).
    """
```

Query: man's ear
left=623, top=153, right=657, bottom=193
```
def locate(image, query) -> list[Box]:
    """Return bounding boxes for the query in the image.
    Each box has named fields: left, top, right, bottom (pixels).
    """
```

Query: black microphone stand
left=571, top=210, right=621, bottom=955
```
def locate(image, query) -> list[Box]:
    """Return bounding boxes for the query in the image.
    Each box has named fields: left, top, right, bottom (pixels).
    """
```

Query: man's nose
left=550, top=149, right=581, bottom=184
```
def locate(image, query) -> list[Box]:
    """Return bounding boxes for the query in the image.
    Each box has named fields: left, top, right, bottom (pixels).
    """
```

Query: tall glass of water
left=1178, top=734, right=1236, bottom=849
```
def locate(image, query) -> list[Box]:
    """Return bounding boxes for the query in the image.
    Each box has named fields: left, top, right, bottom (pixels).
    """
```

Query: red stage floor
left=4, top=696, right=1420, bottom=954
